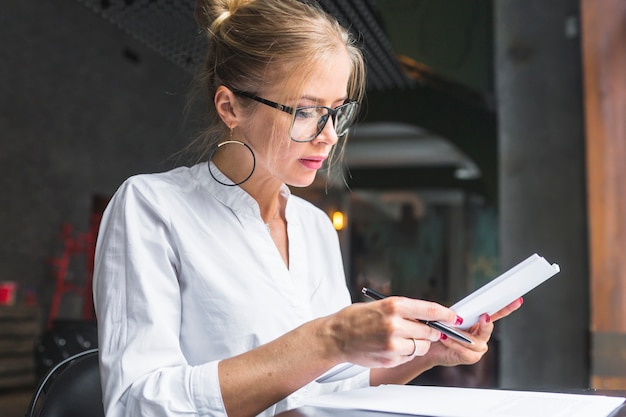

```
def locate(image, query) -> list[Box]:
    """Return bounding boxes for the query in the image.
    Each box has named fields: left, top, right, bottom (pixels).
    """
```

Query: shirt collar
left=191, top=162, right=291, bottom=220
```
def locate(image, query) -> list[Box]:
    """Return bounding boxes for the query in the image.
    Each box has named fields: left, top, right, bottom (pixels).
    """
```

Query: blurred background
left=1, top=0, right=624, bottom=412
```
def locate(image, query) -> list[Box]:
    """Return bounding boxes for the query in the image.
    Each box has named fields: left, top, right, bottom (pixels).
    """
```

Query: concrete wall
left=0, top=0, right=195, bottom=318
left=495, top=0, right=589, bottom=388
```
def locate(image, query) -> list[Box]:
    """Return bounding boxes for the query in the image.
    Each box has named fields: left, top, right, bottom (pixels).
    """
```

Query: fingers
left=378, top=297, right=455, bottom=346
left=388, top=296, right=460, bottom=326
left=477, top=313, right=494, bottom=338
left=374, top=297, right=452, bottom=358
left=438, top=317, right=490, bottom=355
left=425, top=302, right=520, bottom=369
left=461, top=313, right=493, bottom=346
left=441, top=313, right=492, bottom=347
left=408, top=337, right=434, bottom=357
left=406, top=338, right=418, bottom=357
left=346, top=293, right=524, bottom=370
left=329, top=297, right=454, bottom=367
left=489, top=297, right=524, bottom=322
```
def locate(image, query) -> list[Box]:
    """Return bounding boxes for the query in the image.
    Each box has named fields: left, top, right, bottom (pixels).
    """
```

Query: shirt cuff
left=191, top=360, right=227, bottom=417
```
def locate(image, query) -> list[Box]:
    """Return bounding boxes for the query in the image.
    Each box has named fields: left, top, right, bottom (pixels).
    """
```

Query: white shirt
left=93, top=163, right=369, bottom=417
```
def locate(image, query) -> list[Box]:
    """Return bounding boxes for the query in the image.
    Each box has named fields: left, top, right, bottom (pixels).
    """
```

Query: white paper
left=315, top=363, right=369, bottom=383
left=300, top=385, right=625, bottom=417
left=451, top=253, right=560, bottom=329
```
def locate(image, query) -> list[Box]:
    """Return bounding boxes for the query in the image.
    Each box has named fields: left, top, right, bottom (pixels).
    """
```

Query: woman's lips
left=299, top=157, right=326, bottom=170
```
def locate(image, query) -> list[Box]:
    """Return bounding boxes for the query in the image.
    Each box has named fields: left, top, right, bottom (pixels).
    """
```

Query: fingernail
left=485, top=314, right=491, bottom=323
left=440, top=333, right=448, bottom=341
left=519, top=297, right=524, bottom=305
left=455, top=316, right=464, bottom=326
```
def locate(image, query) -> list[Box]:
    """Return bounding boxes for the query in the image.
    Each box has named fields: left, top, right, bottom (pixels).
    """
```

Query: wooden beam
left=581, top=0, right=626, bottom=390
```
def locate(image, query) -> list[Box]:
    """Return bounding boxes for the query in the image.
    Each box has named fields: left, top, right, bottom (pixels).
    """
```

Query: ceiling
left=76, top=0, right=497, bottom=200
left=77, top=0, right=414, bottom=90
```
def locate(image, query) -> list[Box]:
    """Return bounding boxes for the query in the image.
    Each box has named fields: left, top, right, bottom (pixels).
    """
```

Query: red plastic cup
left=0, top=281, right=17, bottom=306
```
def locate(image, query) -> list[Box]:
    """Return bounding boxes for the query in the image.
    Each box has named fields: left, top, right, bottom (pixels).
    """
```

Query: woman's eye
left=296, top=109, right=318, bottom=120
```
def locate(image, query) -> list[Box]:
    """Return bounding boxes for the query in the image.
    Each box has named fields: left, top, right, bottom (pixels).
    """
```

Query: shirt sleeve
left=93, top=177, right=228, bottom=417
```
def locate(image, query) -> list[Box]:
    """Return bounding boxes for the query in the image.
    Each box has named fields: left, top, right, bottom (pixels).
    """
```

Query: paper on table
left=300, top=385, right=625, bottom=417
left=451, top=253, right=560, bottom=329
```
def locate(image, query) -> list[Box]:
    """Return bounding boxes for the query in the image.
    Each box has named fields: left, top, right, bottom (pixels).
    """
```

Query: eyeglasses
left=231, top=89, right=359, bottom=142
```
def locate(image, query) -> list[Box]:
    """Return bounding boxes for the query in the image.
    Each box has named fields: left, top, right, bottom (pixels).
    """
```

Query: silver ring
left=407, top=338, right=418, bottom=357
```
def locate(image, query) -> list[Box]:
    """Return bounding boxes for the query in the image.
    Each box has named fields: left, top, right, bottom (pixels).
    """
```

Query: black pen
left=361, top=287, right=474, bottom=345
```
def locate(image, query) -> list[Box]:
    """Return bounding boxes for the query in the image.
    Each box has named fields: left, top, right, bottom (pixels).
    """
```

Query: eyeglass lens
left=290, top=102, right=358, bottom=142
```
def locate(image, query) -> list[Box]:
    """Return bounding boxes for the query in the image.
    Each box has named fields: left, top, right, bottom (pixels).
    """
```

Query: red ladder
left=47, top=204, right=105, bottom=329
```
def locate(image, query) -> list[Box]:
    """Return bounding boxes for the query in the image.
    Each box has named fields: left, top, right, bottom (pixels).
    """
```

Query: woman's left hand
left=424, top=297, right=524, bottom=368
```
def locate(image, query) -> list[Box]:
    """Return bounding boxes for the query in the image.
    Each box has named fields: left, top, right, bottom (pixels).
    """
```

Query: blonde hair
left=190, top=0, right=366, bottom=172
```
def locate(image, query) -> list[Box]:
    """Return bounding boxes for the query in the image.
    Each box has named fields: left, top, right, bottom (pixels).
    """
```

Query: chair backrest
left=25, top=348, right=105, bottom=417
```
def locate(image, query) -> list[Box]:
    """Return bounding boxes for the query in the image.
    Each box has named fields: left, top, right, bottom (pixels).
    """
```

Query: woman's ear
left=214, top=85, right=239, bottom=128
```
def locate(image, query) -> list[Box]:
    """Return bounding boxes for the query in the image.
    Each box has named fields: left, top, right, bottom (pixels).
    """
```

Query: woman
left=93, top=1, right=522, bottom=416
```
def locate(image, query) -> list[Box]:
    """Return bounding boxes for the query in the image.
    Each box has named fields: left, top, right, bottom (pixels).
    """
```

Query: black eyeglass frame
left=230, top=88, right=359, bottom=143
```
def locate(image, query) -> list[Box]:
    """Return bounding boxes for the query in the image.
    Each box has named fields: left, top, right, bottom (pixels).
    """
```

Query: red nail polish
left=485, top=314, right=491, bottom=323
left=440, top=333, right=448, bottom=341
left=455, top=316, right=463, bottom=326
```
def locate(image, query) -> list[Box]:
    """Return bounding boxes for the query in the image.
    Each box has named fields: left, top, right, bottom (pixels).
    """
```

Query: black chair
left=25, top=348, right=105, bottom=417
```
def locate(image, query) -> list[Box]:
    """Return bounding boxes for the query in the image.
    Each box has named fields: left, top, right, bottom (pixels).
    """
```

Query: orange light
left=332, top=211, right=345, bottom=231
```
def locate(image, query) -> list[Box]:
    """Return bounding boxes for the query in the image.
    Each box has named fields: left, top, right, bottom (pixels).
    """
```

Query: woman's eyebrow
left=299, top=94, right=349, bottom=104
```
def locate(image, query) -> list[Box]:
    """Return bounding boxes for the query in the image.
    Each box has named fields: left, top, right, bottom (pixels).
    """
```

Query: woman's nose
left=312, top=116, right=339, bottom=145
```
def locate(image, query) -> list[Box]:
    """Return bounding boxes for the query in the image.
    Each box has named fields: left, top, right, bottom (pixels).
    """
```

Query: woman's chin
left=287, top=173, right=317, bottom=188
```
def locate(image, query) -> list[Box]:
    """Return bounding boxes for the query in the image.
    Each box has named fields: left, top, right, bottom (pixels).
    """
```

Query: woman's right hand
left=217, top=296, right=459, bottom=417
left=321, top=296, right=459, bottom=368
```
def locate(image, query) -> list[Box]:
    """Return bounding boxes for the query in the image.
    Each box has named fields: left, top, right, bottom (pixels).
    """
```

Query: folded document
left=451, top=253, right=560, bottom=329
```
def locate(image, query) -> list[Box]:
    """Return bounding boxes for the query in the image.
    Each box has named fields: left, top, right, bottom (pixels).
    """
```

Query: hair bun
left=195, top=0, right=254, bottom=30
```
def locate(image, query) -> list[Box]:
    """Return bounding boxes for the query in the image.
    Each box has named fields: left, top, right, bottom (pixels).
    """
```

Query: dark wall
left=0, top=0, right=195, bottom=318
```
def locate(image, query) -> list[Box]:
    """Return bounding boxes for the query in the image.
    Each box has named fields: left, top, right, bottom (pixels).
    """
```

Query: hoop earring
left=207, top=139, right=256, bottom=186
